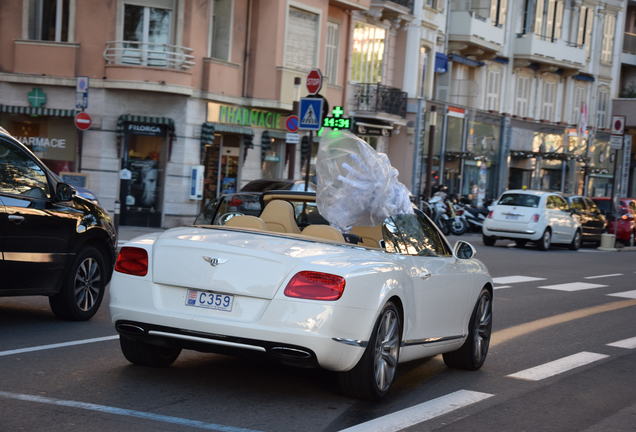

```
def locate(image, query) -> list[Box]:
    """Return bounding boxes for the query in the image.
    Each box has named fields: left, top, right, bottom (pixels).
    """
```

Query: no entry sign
left=74, top=112, right=92, bottom=131
left=306, top=69, right=323, bottom=95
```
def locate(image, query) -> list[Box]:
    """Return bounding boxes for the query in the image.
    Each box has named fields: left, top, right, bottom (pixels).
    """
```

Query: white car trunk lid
left=152, top=227, right=347, bottom=299
left=491, top=205, right=536, bottom=224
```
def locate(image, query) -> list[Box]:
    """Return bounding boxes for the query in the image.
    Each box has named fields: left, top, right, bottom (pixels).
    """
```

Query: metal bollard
left=597, top=233, right=616, bottom=251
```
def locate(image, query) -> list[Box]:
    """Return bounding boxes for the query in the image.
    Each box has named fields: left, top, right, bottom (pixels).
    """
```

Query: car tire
left=49, top=246, right=107, bottom=321
left=482, top=235, right=496, bottom=246
left=338, top=302, right=401, bottom=400
left=537, top=229, right=551, bottom=251
left=569, top=230, right=582, bottom=251
left=119, top=335, right=181, bottom=367
left=443, top=287, right=492, bottom=370
left=625, top=231, right=635, bottom=247
left=515, top=239, right=527, bottom=248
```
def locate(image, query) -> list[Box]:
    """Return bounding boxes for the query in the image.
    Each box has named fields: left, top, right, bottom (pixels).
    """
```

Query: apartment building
left=0, top=0, right=367, bottom=228
left=419, top=0, right=626, bottom=202
left=613, top=1, right=636, bottom=196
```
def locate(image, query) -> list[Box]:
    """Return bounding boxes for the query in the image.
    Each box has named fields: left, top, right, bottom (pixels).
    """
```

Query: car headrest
left=260, top=200, right=301, bottom=233
left=302, top=225, right=345, bottom=243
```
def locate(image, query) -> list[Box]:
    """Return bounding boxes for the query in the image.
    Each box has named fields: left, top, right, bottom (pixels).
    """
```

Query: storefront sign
left=207, top=103, right=285, bottom=130
left=126, top=122, right=165, bottom=136
left=6, top=117, right=77, bottom=164
left=27, top=88, right=47, bottom=108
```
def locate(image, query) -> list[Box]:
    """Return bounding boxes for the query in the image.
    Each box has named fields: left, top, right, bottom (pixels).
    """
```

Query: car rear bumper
left=482, top=225, right=541, bottom=240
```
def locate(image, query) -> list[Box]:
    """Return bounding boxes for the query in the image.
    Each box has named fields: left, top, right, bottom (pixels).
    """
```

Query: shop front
left=202, top=103, right=292, bottom=203
left=586, top=133, right=614, bottom=197
left=0, top=105, right=78, bottom=174
left=462, top=113, right=501, bottom=204
left=117, top=115, right=174, bottom=228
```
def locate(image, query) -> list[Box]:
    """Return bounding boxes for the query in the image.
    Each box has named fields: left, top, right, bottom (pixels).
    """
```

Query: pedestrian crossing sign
left=298, top=98, right=324, bottom=131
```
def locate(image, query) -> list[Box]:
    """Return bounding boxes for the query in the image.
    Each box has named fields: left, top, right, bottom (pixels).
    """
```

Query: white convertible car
left=110, top=193, right=493, bottom=399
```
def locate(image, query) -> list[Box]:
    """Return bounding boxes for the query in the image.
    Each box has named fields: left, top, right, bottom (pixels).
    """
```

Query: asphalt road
left=1, top=233, right=635, bottom=432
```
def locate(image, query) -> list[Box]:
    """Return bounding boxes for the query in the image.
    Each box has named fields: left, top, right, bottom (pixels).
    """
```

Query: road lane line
left=608, top=290, right=636, bottom=299
left=0, top=335, right=119, bottom=357
left=507, top=352, right=608, bottom=381
left=492, top=299, right=636, bottom=347
left=494, top=285, right=511, bottom=290
left=538, top=282, right=607, bottom=292
left=607, top=336, right=636, bottom=349
left=492, top=276, right=546, bottom=284
left=584, top=273, right=623, bottom=279
left=338, top=390, right=493, bottom=432
left=0, top=391, right=261, bottom=432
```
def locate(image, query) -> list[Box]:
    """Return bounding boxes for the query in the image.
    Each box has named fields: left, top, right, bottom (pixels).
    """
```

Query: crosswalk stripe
left=492, top=275, right=546, bottom=284
left=607, top=336, right=636, bottom=349
left=338, top=390, right=493, bottom=432
left=0, top=336, right=118, bottom=357
left=507, top=352, right=608, bottom=381
left=607, top=290, right=636, bottom=299
left=538, top=282, right=607, bottom=292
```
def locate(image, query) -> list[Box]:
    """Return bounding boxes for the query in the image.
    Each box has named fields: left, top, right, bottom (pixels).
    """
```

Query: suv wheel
left=569, top=230, right=582, bottom=250
left=49, top=246, right=106, bottom=321
left=482, top=235, right=496, bottom=246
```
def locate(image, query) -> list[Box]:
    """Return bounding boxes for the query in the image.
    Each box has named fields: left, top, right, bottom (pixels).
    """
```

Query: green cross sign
left=28, top=88, right=47, bottom=108
left=332, top=106, right=344, bottom=117
left=322, top=106, right=351, bottom=131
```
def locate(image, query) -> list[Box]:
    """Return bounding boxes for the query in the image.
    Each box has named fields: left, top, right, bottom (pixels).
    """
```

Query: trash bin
left=598, top=233, right=616, bottom=251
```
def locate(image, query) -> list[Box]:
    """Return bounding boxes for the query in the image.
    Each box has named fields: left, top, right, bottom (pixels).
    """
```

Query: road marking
left=492, top=275, right=546, bottom=284
left=338, top=390, right=493, bottom=432
left=0, top=335, right=118, bottom=357
left=0, top=391, right=261, bottom=432
left=494, top=285, right=511, bottom=290
left=608, top=290, right=636, bottom=299
left=538, top=282, right=607, bottom=292
left=584, top=273, right=623, bottom=279
left=492, top=299, right=636, bottom=347
left=507, top=352, right=608, bottom=381
left=607, top=336, right=636, bottom=349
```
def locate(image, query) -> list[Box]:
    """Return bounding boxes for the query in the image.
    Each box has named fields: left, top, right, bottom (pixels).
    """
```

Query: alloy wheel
left=74, top=257, right=102, bottom=312
left=373, top=309, right=400, bottom=393
left=473, top=293, right=492, bottom=364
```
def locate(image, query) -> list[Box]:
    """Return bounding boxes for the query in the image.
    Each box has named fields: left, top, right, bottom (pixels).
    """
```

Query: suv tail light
left=487, top=211, right=493, bottom=219
left=115, top=247, right=148, bottom=276
left=284, top=271, right=346, bottom=301
left=532, top=214, right=540, bottom=222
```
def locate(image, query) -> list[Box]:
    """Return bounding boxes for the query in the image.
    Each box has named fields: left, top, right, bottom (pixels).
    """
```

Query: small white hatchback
left=482, top=190, right=582, bottom=250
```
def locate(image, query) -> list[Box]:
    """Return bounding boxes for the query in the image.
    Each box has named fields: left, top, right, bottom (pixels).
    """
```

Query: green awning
left=265, top=130, right=288, bottom=140
left=116, top=114, right=175, bottom=137
left=0, top=104, right=77, bottom=117
left=210, top=123, right=254, bottom=136
left=201, top=122, right=215, bottom=145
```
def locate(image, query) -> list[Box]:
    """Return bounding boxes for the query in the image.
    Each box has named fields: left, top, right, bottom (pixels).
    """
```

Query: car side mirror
left=454, top=241, right=476, bottom=259
left=55, top=182, right=75, bottom=202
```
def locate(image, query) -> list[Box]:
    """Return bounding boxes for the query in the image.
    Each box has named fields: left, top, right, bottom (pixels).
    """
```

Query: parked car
left=0, top=128, right=117, bottom=320
left=240, top=179, right=316, bottom=193
left=591, top=197, right=636, bottom=246
left=110, top=192, right=493, bottom=400
left=565, top=195, right=607, bottom=246
left=482, top=189, right=582, bottom=250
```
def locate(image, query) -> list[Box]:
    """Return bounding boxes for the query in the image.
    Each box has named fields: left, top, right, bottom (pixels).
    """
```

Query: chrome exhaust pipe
left=270, top=346, right=311, bottom=359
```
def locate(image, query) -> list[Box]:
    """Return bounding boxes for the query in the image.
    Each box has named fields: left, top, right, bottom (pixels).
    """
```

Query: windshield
left=498, top=193, right=540, bottom=208
left=591, top=199, right=612, bottom=214
left=195, top=193, right=262, bottom=225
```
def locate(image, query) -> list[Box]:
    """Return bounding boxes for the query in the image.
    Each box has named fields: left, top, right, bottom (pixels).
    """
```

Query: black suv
left=0, top=128, right=116, bottom=320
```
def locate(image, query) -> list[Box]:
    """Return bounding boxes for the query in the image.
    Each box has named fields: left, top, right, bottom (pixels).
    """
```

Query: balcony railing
left=352, top=83, right=407, bottom=117
left=624, top=32, right=636, bottom=55
left=387, top=0, right=414, bottom=9
left=103, top=41, right=195, bottom=71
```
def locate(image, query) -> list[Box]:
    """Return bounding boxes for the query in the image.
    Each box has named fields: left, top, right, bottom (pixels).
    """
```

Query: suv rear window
left=498, top=193, right=540, bottom=208
left=592, top=199, right=612, bottom=214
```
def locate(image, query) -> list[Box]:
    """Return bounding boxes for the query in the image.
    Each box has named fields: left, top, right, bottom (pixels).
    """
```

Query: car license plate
left=505, top=214, right=520, bottom=220
left=185, top=289, right=234, bottom=312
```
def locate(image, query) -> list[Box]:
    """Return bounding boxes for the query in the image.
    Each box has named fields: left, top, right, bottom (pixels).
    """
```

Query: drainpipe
left=242, top=0, right=253, bottom=98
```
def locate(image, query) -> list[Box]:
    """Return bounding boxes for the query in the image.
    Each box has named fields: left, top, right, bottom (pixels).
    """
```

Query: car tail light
left=487, top=211, right=493, bottom=219
left=284, top=271, right=345, bottom=301
left=532, top=214, right=540, bottom=222
left=115, top=247, right=148, bottom=276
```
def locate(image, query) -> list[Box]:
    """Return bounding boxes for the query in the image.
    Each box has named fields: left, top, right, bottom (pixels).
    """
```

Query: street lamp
left=424, top=106, right=437, bottom=200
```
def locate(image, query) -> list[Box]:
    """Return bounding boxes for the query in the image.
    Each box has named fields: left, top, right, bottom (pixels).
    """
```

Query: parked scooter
left=429, top=194, right=451, bottom=235
left=446, top=196, right=467, bottom=235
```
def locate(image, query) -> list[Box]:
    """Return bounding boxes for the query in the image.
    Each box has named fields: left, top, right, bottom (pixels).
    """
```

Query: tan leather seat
left=260, top=200, right=301, bottom=233
left=302, top=225, right=345, bottom=243
left=350, top=225, right=383, bottom=249
left=224, top=215, right=266, bottom=230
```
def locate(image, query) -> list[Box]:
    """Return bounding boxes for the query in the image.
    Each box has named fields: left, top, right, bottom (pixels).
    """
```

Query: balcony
left=370, top=0, right=414, bottom=19
left=514, top=34, right=585, bottom=70
left=103, top=41, right=195, bottom=89
left=448, top=11, right=505, bottom=57
left=103, top=41, right=195, bottom=70
left=13, top=40, right=79, bottom=77
left=622, top=32, right=636, bottom=66
left=351, top=83, right=407, bottom=118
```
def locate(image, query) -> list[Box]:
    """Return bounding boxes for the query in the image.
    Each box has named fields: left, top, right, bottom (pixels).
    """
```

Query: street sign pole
left=304, top=130, right=313, bottom=192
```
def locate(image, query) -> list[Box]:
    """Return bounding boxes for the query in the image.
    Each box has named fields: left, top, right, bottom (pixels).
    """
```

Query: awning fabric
left=449, top=54, right=485, bottom=67
left=0, top=104, right=77, bottom=117
left=265, top=130, right=288, bottom=140
left=116, top=114, right=175, bottom=137
left=435, top=52, right=448, bottom=73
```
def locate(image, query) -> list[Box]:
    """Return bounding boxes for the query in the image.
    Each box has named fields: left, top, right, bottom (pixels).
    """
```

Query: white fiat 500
left=110, top=196, right=493, bottom=400
left=482, top=189, right=582, bottom=250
